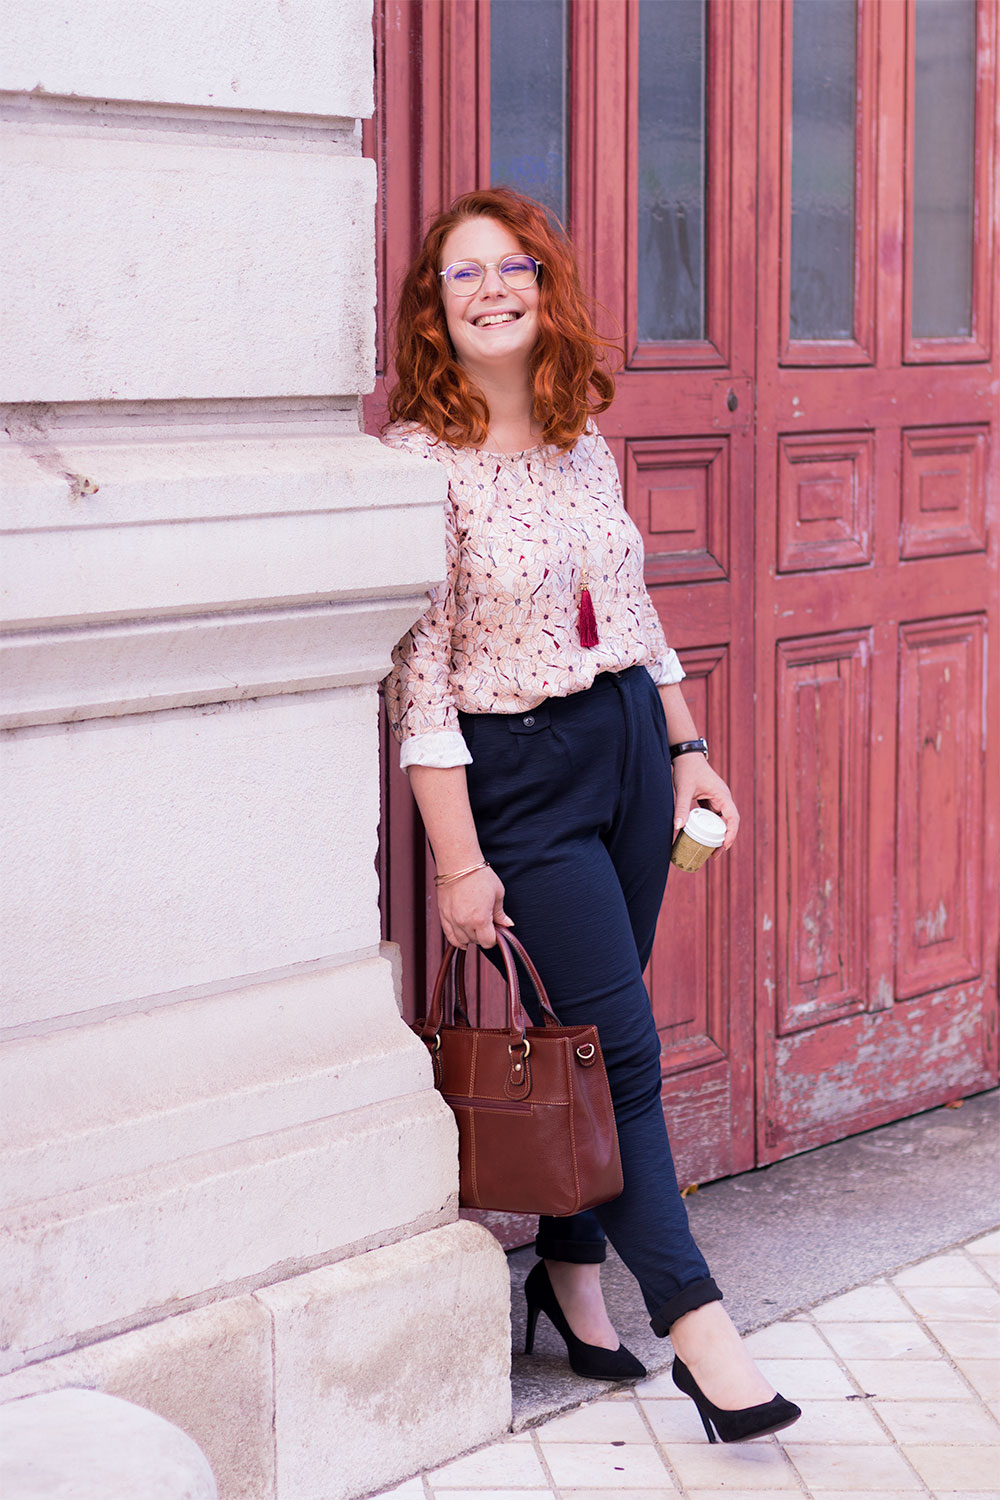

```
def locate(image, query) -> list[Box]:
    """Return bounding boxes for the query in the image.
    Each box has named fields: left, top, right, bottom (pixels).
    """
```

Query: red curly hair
left=387, top=188, right=617, bottom=451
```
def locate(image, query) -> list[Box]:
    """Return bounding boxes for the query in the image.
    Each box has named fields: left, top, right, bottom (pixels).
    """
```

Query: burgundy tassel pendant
left=577, top=571, right=599, bottom=648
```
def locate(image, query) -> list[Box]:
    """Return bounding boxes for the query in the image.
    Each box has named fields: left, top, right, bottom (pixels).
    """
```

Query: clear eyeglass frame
left=439, top=255, right=543, bottom=296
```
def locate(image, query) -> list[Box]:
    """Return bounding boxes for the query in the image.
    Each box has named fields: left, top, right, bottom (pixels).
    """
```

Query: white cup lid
left=682, top=807, right=726, bottom=847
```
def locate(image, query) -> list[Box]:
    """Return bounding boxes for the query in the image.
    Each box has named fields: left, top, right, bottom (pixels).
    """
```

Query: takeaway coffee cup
left=671, top=807, right=726, bottom=871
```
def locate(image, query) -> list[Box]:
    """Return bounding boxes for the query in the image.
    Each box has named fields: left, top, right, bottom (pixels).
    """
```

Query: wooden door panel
left=777, top=432, right=875, bottom=573
left=767, top=984, right=996, bottom=1154
left=776, top=630, right=871, bottom=1035
left=645, top=646, right=729, bottom=1065
left=896, top=614, right=986, bottom=999
left=624, top=438, right=730, bottom=587
left=900, top=427, right=990, bottom=559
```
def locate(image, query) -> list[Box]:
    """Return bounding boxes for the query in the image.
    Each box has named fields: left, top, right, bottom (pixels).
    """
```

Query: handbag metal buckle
left=576, top=1043, right=595, bottom=1061
left=508, top=1037, right=531, bottom=1072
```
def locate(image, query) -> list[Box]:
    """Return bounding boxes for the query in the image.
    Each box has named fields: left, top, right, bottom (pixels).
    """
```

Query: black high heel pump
left=672, top=1355, right=801, bottom=1443
left=523, top=1261, right=646, bottom=1381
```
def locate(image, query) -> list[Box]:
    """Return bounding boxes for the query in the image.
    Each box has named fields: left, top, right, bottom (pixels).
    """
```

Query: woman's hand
left=672, top=755, right=740, bottom=853
left=436, top=865, right=514, bottom=950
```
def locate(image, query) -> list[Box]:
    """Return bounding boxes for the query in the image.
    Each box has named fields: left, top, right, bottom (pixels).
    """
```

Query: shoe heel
left=697, top=1407, right=717, bottom=1443
left=524, top=1300, right=540, bottom=1356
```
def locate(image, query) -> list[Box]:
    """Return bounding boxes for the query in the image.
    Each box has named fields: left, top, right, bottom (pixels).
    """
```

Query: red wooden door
left=368, top=0, right=999, bottom=1198
left=754, top=0, right=998, bottom=1160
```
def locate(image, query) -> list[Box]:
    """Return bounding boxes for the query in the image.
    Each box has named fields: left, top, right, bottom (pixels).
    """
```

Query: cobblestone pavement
left=374, top=1230, right=1000, bottom=1500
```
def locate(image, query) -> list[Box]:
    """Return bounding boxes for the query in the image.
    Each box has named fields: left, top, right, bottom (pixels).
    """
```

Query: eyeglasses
left=439, top=255, right=543, bottom=296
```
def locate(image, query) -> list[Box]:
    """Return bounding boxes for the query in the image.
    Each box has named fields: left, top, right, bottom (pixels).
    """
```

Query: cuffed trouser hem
left=534, top=1237, right=607, bottom=1265
left=649, top=1276, right=724, bottom=1337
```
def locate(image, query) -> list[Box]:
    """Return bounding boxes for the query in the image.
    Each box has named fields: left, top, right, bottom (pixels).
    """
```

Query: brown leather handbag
left=413, top=930, right=623, bottom=1216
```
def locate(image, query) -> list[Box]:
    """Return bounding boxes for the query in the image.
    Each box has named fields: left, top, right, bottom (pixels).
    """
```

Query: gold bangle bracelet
left=434, top=860, right=491, bottom=888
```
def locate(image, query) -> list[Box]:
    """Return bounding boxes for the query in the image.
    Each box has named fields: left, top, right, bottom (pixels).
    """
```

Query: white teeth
left=475, top=312, right=518, bottom=328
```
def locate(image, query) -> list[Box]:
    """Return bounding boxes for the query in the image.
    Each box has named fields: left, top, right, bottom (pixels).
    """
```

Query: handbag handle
left=418, top=929, right=561, bottom=1045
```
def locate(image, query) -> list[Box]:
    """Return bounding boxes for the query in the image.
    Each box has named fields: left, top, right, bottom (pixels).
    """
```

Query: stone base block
left=0, top=1222, right=513, bottom=1500
left=0, top=1388, right=217, bottom=1499
left=259, top=1219, right=512, bottom=1500
left=0, top=1296, right=272, bottom=1500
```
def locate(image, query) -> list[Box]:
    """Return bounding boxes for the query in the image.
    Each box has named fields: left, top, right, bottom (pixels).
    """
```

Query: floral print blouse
left=381, top=420, right=684, bottom=769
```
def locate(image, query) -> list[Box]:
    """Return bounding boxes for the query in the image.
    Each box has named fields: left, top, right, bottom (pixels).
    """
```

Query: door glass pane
left=491, top=0, right=568, bottom=224
left=637, top=0, right=706, bottom=342
left=789, top=0, right=857, bottom=341
left=912, top=0, right=976, bottom=338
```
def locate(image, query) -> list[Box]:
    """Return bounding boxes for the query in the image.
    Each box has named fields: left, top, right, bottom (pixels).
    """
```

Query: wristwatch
left=669, top=738, right=709, bottom=761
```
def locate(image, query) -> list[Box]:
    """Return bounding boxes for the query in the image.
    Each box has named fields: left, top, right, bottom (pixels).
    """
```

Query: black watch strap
left=669, top=737, right=709, bottom=761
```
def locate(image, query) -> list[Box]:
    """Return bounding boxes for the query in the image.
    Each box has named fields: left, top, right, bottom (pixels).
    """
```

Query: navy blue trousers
left=460, top=665, right=723, bottom=1335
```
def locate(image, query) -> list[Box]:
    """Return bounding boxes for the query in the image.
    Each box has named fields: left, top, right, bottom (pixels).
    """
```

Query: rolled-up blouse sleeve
left=639, top=595, right=686, bottom=686
left=589, top=432, right=686, bottom=688
left=382, top=479, right=473, bottom=771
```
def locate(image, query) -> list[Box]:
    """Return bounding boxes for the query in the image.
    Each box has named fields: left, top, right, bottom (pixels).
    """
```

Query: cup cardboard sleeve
left=670, top=808, right=726, bottom=872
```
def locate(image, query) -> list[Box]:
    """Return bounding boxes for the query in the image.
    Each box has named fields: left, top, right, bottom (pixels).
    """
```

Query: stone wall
left=0, top=3, right=512, bottom=1496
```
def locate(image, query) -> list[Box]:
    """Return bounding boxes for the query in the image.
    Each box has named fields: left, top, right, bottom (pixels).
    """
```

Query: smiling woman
left=378, top=187, right=800, bottom=1441
left=387, top=188, right=614, bottom=452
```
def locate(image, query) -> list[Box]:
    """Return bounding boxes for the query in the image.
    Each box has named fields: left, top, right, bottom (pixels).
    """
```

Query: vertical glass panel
left=912, top=0, right=977, bottom=338
left=637, top=0, right=706, bottom=342
left=790, top=0, right=857, bottom=340
left=490, top=0, right=568, bottom=224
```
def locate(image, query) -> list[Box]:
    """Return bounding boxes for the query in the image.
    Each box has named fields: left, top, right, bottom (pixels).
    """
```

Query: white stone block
left=1, top=690, right=383, bottom=1027
left=0, top=1388, right=217, bottom=1499
left=259, top=1221, right=512, bottom=1500
left=0, top=1297, right=271, bottom=1500
left=1, top=956, right=433, bottom=1209
left=0, top=432, right=445, bottom=633
left=3, top=0, right=372, bottom=119
left=0, top=128, right=375, bottom=401
left=1, top=1091, right=457, bottom=1361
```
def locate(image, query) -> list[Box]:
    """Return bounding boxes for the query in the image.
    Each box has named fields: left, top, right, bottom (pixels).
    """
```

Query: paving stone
left=898, top=1285, right=1000, bottom=1322
left=820, top=1321, right=939, bottom=1362
left=633, top=1371, right=683, bottom=1400
left=783, top=1440, right=922, bottom=1491
left=536, top=1441, right=674, bottom=1489
left=754, top=1356, right=857, bottom=1398
left=637, top=1396, right=712, bottom=1445
left=967, top=1231, right=1000, bottom=1256
left=929, top=1492, right=1000, bottom=1500
left=741, top=1321, right=835, bottom=1359
left=559, top=1492, right=675, bottom=1500
left=681, top=1492, right=812, bottom=1500
left=429, top=1443, right=547, bottom=1489
left=892, top=1253, right=993, bottom=1288
left=812, top=1284, right=915, bottom=1323
left=427, top=1493, right=554, bottom=1500
left=951, top=1358, right=1000, bottom=1402
left=844, top=1359, right=974, bottom=1400
left=533, top=1401, right=652, bottom=1444
left=778, top=1396, right=890, bottom=1444
left=902, top=1444, right=1000, bottom=1491
left=971, top=1255, right=1000, bottom=1285
left=664, top=1440, right=800, bottom=1490
left=927, top=1321, right=1000, bottom=1361
left=795, top=1492, right=925, bottom=1500
left=873, top=1399, right=1000, bottom=1444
